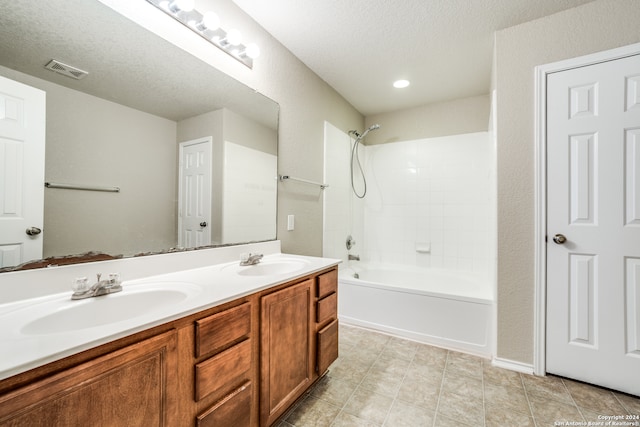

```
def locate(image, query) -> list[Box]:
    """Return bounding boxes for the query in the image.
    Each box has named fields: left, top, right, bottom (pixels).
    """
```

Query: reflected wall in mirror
left=0, top=0, right=278, bottom=270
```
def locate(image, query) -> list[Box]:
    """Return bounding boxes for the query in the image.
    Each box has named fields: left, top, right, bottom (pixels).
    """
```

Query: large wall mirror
left=0, top=0, right=279, bottom=270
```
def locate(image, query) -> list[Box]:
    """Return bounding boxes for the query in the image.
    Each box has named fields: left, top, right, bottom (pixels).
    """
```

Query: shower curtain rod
left=278, top=175, right=329, bottom=190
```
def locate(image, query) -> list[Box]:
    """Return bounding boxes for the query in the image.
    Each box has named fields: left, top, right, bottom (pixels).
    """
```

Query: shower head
left=359, top=123, right=381, bottom=139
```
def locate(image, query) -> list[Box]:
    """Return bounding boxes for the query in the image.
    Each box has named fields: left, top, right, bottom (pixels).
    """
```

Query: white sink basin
left=237, top=261, right=308, bottom=276
left=20, top=282, right=202, bottom=335
left=222, top=258, right=310, bottom=277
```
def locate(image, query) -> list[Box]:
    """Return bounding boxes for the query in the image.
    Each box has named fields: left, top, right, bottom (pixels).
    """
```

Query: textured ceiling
left=232, top=0, right=596, bottom=115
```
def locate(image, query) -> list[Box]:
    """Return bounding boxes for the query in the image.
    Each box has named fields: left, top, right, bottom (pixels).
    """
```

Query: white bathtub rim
left=341, top=261, right=489, bottom=278
left=338, top=263, right=494, bottom=305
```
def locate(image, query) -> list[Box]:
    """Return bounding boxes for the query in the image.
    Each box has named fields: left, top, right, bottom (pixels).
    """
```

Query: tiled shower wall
left=323, top=123, right=494, bottom=278
left=363, top=132, right=493, bottom=276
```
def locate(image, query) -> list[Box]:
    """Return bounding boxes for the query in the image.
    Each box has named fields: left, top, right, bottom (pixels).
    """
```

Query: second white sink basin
left=20, top=282, right=202, bottom=335
left=237, top=260, right=308, bottom=276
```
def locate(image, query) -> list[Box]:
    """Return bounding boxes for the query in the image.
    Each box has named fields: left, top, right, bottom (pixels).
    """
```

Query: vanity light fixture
left=167, top=0, right=194, bottom=13
left=222, top=28, right=243, bottom=46
left=238, top=43, right=260, bottom=60
left=147, top=0, right=260, bottom=68
left=191, top=11, right=220, bottom=32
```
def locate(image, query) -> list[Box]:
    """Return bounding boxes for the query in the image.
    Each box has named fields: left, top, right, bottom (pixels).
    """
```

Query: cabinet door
left=0, top=330, right=177, bottom=427
left=260, top=279, right=313, bottom=426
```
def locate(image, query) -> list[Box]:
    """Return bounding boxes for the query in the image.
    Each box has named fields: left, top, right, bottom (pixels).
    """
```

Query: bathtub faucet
left=346, top=235, right=356, bottom=250
left=348, top=254, right=360, bottom=261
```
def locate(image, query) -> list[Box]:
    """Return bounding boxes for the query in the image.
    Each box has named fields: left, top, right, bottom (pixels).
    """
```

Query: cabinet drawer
left=316, top=269, right=337, bottom=299
left=316, top=292, right=337, bottom=324
left=195, top=302, right=251, bottom=358
left=197, top=381, right=252, bottom=427
left=317, top=319, right=339, bottom=375
left=195, top=339, right=251, bottom=401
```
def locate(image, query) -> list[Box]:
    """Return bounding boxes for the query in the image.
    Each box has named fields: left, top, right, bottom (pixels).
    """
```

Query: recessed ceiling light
left=393, top=79, right=410, bottom=89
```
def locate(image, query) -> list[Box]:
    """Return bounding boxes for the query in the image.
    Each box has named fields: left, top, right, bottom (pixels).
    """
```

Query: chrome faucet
left=240, top=253, right=264, bottom=266
left=71, top=273, right=122, bottom=300
left=348, top=254, right=360, bottom=261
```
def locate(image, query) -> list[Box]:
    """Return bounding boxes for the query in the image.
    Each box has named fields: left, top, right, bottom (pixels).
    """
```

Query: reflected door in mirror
left=178, top=137, right=212, bottom=249
left=0, top=76, right=45, bottom=268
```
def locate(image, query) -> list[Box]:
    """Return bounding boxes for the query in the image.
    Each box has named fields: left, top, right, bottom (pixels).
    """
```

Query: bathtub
left=338, top=263, right=494, bottom=357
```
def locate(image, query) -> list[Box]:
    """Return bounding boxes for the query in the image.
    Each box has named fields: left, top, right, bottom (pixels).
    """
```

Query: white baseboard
left=492, top=357, right=535, bottom=375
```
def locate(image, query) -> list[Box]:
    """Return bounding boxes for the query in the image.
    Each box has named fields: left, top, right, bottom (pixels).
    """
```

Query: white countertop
left=0, top=252, right=340, bottom=381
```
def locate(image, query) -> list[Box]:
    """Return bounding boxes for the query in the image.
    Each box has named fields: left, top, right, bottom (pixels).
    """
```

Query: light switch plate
left=287, top=214, right=295, bottom=231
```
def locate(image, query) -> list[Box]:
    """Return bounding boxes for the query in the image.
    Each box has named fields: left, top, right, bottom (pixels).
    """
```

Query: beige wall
left=223, top=109, right=277, bottom=156
left=0, top=65, right=178, bottom=258
left=177, top=109, right=224, bottom=144
left=494, top=0, right=640, bottom=365
left=256, top=50, right=364, bottom=255
left=364, top=94, right=491, bottom=145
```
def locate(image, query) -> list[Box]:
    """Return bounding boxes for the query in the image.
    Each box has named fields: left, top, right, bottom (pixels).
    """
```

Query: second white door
left=546, top=53, right=640, bottom=396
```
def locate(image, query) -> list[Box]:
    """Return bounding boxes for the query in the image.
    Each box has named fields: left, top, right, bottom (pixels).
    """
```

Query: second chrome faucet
left=71, top=273, right=122, bottom=300
left=240, top=253, right=264, bottom=266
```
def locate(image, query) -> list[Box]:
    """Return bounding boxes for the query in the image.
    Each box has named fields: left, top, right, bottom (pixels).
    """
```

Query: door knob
left=200, top=222, right=207, bottom=227
left=552, top=234, right=567, bottom=244
left=26, top=227, right=42, bottom=236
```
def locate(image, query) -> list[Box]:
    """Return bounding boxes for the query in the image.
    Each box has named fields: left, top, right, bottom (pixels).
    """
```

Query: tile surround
left=277, top=325, right=640, bottom=427
left=323, top=123, right=495, bottom=282
left=362, top=133, right=493, bottom=274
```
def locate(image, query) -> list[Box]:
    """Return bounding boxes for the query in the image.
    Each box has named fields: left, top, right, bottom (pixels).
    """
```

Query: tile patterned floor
left=276, top=325, right=640, bottom=427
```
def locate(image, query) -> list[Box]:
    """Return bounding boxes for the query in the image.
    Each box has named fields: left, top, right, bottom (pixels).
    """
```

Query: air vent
left=44, top=59, right=89, bottom=80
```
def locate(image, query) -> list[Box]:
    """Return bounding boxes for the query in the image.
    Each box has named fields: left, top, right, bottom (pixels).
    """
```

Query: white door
left=0, top=76, right=46, bottom=268
left=178, top=137, right=212, bottom=249
left=546, top=54, right=640, bottom=395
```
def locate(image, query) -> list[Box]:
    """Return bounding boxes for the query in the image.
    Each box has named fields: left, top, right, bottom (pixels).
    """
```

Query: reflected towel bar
left=278, top=175, right=329, bottom=190
left=45, top=182, right=120, bottom=193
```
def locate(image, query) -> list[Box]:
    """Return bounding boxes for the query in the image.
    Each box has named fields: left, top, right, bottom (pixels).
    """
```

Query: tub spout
left=348, top=254, right=360, bottom=261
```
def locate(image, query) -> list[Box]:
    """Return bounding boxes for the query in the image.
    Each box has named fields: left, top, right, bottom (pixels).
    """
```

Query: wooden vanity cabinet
left=0, top=265, right=338, bottom=427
